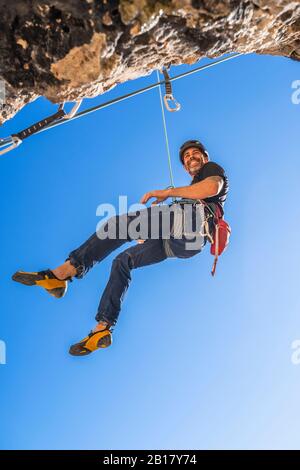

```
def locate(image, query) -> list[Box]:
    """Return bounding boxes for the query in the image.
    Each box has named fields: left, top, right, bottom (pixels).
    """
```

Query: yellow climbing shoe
left=69, top=328, right=112, bottom=356
left=12, top=269, right=69, bottom=298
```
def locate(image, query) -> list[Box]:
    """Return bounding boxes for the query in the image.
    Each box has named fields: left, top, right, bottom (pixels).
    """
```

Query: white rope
left=156, top=70, right=176, bottom=190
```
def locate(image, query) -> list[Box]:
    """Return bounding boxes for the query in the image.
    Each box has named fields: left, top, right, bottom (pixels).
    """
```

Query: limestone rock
left=0, top=0, right=299, bottom=124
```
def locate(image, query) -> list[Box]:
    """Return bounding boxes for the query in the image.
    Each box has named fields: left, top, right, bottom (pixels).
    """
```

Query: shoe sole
left=97, top=333, right=112, bottom=348
left=12, top=271, right=38, bottom=286
left=12, top=271, right=67, bottom=298
left=69, top=331, right=112, bottom=356
left=45, top=286, right=68, bottom=299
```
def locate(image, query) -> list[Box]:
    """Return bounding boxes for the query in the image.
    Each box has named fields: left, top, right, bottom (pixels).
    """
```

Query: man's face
left=182, top=147, right=207, bottom=176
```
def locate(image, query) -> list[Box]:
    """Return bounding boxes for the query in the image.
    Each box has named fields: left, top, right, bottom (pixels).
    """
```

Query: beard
left=188, top=160, right=202, bottom=175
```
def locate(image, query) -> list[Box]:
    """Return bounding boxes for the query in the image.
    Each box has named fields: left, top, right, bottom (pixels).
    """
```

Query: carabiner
left=163, top=94, right=181, bottom=112
left=0, top=135, right=22, bottom=156
left=62, top=100, right=82, bottom=119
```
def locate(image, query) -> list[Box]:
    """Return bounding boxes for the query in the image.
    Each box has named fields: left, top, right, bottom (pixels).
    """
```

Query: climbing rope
left=156, top=69, right=176, bottom=192
left=0, top=53, right=244, bottom=155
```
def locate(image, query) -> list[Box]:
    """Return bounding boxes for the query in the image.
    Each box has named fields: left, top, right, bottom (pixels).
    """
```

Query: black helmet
left=179, top=139, right=209, bottom=164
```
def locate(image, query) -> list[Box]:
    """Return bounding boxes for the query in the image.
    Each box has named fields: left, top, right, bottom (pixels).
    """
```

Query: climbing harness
left=0, top=53, right=243, bottom=156
left=0, top=100, right=81, bottom=156
left=166, top=199, right=231, bottom=276
left=162, top=201, right=206, bottom=259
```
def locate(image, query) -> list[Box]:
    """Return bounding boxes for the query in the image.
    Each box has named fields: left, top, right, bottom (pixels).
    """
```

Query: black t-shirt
left=191, top=161, right=229, bottom=214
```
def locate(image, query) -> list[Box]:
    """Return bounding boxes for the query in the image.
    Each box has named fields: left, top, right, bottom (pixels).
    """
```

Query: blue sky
left=1, top=53, right=300, bottom=450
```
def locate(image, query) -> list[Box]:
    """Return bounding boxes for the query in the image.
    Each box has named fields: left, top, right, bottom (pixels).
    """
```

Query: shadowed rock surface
left=0, top=0, right=299, bottom=123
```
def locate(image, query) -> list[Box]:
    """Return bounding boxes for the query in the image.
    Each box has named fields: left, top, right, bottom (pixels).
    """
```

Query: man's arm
left=140, top=176, right=224, bottom=205
left=168, top=176, right=224, bottom=200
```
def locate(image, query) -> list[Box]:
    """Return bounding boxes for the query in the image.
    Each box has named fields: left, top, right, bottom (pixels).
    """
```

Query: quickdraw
left=161, top=67, right=181, bottom=112
left=0, top=100, right=81, bottom=156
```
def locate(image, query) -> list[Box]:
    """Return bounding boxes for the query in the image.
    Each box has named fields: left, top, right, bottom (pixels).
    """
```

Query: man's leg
left=95, top=238, right=168, bottom=328
left=54, top=204, right=173, bottom=280
left=69, top=239, right=167, bottom=355
left=12, top=205, right=172, bottom=300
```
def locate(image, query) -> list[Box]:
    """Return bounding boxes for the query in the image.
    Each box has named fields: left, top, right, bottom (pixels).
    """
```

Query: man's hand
left=140, top=189, right=171, bottom=205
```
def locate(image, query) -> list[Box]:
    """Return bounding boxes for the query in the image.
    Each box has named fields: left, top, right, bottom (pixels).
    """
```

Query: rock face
left=0, top=0, right=299, bottom=124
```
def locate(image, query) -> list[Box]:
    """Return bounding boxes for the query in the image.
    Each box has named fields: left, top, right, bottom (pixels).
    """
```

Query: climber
left=12, top=139, right=229, bottom=356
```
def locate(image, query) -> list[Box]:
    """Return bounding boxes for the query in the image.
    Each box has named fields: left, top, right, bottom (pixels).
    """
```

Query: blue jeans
left=66, top=203, right=208, bottom=328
